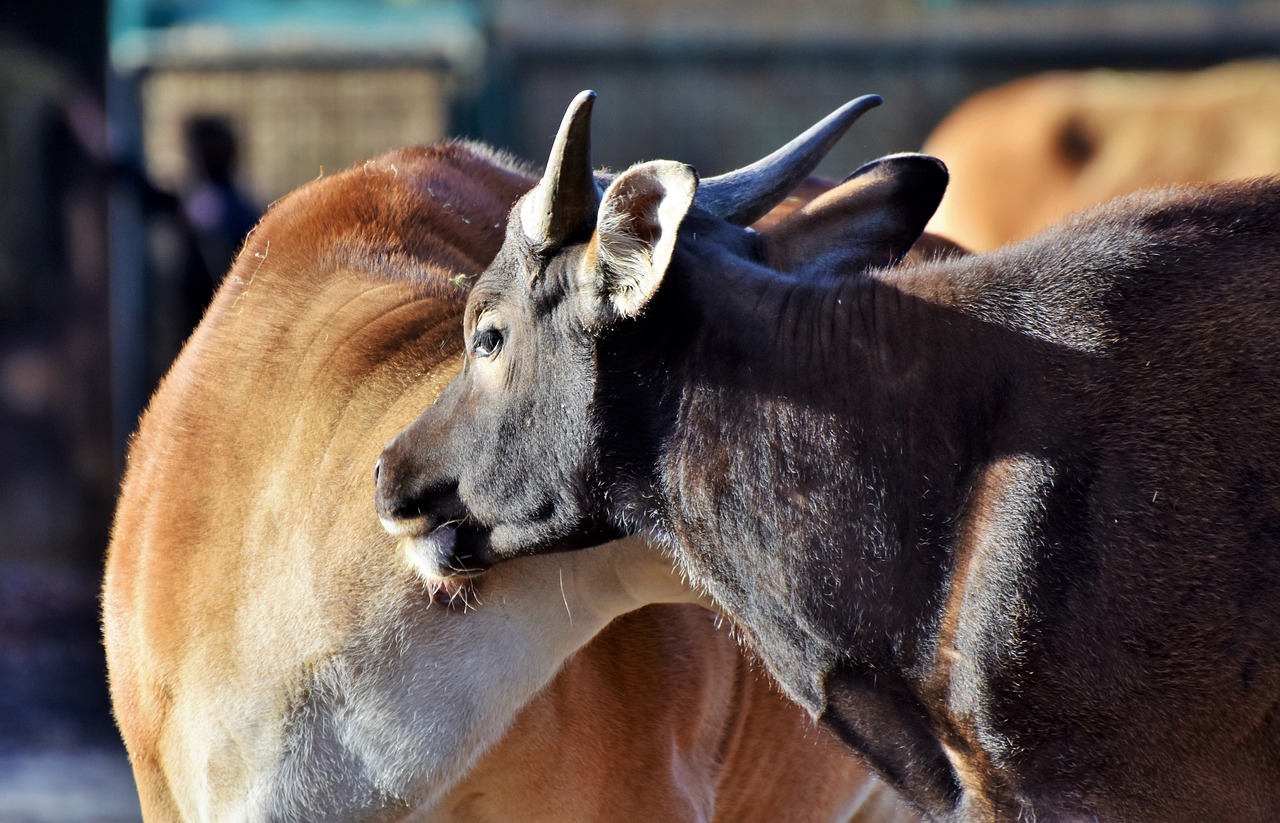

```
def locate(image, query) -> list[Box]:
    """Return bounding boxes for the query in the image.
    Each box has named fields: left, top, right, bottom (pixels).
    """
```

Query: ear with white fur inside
left=579, top=160, right=698, bottom=327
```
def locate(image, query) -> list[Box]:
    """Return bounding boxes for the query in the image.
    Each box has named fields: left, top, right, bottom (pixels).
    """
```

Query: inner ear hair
left=597, top=187, right=663, bottom=287
left=586, top=161, right=697, bottom=322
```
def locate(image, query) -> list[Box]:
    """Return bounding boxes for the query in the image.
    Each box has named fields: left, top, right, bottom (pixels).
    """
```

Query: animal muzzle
left=374, top=447, right=493, bottom=577
left=375, top=454, right=459, bottom=531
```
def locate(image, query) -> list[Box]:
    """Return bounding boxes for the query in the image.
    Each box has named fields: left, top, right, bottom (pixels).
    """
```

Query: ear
left=577, top=160, right=698, bottom=327
left=762, top=153, right=949, bottom=275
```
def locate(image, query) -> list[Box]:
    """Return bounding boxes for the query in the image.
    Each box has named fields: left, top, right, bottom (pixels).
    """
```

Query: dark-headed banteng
left=104, top=136, right=915, bottom=821
left=376, top=91, right=1280, bottom=821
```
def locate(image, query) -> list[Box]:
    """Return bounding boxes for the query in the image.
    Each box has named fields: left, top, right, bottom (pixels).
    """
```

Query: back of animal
left=924, top=60, right=1280, bottom=250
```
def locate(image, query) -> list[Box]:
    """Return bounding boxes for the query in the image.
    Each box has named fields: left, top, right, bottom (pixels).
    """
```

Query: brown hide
left=924, top=60, right=1280, bottom=250
left=103, top=142, right=913, bottom=821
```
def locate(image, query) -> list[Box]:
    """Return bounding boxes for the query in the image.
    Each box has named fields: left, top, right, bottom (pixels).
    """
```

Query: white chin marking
left=404, top=528, right=480, bottom=609
left=380, top=514, right=425, bottom=538
left=405, top=527, right=457, bottom=578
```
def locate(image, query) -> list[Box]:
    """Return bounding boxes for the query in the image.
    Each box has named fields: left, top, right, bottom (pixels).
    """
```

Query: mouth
left=400, top=524, right=493, bottom=609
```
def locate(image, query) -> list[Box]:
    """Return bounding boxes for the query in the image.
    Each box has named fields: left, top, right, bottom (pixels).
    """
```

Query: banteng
left=103, top=138, right=914, bottom=821
left=375, top=91, right=1280, bottom=821
left=923, top=60, right=1280, bottom=251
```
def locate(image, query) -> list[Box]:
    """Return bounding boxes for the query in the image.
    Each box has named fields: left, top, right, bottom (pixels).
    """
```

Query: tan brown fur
left=444, top=605, right=917, bottom=823
left=924, top=60, right=1280, bottom=250
left=103, top=143, right=912, bottom=821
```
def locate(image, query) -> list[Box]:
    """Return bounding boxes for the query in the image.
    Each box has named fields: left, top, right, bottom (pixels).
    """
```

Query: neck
left=636, top=255, right=1013, bottom=706
left=635, top=258, right=1022, bottom=811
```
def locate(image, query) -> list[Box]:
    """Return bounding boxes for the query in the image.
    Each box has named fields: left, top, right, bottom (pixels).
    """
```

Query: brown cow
left=376, top=91, right=1280, bottom=821
left=924, top=60, right=1280, bottom=250
left=102, top=138, right=917, bottom=821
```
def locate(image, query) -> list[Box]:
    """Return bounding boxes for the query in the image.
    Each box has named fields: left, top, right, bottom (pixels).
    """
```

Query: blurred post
left=106, top=67, right=150, bottom=477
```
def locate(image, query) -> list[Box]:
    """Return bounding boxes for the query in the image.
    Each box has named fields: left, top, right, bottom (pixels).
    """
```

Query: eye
left=471, top=327, right=504, bottom=358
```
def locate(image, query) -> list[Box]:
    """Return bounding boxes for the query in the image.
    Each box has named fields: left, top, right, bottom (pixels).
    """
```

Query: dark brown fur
left=377, top=125, right=1280, bottom=821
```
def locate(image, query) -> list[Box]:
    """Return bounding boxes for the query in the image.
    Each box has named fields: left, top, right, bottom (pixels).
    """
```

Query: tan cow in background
left=103, top=139, right=916, bottom=822
left=924, top=60, right=1280, bottom=251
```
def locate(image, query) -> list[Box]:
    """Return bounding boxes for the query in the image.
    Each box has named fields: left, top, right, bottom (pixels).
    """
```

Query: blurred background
left=2, top=0, right=1278, bottom=819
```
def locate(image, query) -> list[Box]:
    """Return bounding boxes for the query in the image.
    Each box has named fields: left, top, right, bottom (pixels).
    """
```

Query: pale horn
left=521, top=90, right=601, bottom=249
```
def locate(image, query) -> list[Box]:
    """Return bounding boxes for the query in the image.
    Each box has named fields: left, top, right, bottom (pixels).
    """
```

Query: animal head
left=374, top=91, right=947, bottom=579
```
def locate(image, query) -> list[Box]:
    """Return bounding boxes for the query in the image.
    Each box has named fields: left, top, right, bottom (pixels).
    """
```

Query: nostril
left=375, top=469, right=465, bottom=531
left=403, top=479, right=463, bottom=521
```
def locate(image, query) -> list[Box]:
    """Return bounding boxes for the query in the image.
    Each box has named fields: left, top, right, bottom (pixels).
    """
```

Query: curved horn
left=521, top=90, right=601, bottom=249
left=695, top=94, right=883, bottom=226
